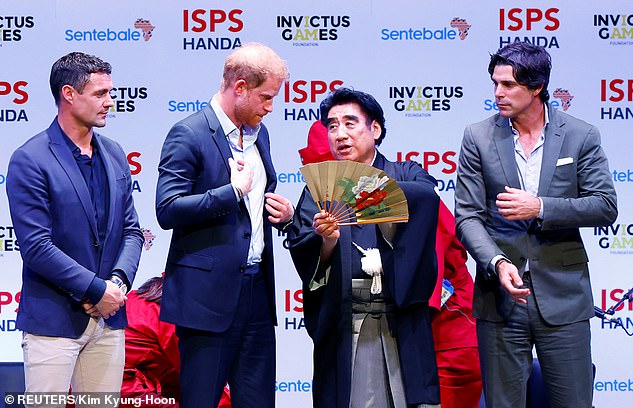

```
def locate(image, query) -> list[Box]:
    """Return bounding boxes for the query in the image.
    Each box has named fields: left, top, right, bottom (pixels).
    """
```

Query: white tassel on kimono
left=352, top=242, right=383, bottom=295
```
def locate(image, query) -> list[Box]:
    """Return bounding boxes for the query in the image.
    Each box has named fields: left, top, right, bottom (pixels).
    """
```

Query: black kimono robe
left=287, top=152, right=441, bottom=407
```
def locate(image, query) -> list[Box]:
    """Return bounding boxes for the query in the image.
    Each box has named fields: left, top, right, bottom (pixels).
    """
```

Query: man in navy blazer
left=455, top=42, right=617, bottom=407
left=7, top=52, right=143, bottom=398
left=156, top=43, right=294, bottom=408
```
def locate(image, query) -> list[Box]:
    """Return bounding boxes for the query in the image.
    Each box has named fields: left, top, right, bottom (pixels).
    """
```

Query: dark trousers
left=477, top=272, right=593, bottom=408
left=176, top=271, right=275, bottom=408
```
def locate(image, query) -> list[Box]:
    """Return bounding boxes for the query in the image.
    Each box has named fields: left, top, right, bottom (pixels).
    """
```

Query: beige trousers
left=22, top=317, right=125, bottom=408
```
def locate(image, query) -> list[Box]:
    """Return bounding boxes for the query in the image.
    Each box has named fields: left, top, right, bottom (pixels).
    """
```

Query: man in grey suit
left=455, top=42, right=617, bottom=408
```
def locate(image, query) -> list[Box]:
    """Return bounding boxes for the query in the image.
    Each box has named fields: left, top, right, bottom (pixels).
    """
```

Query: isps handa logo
left=0, top=15, right=35, bottom=46
left=388, top=85, right=464, bottom=118
left=283, top=79, right=344, bottom=122
left=127, top=151, right=143, bottom=193
left=600, top=78, right=633, bottom=120
left=396, top=150, right=457, bottom=193
left=498, top=8, right=560, bottom=49
left=276, top=15, right=351, bottom=47
left=0, top=290, right=20, bottom=333
left=596, top=287, right=633, bottom=332
left=106, top=86, right=148, bottom=118
left=594, top=14, right=633, bottom=46
left=381, top=17, right=471, bottom=42
left=282, top=288, right=305, bottom=331
left=593, top=223, right=633, bottom=255
left=182, top=9, right=242, bottom=51
left=65, top=18, right=155, bottom=43
left=0, top=80, right=29, bottom=123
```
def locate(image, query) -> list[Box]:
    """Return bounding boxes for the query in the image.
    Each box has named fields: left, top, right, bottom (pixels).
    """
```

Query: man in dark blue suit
left=156, top=43, right=295, bottom=408
left=6, top=52, right=143, bottom=399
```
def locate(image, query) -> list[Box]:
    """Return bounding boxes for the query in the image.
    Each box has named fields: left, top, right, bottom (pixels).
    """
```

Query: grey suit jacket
left=454, top=104, right=617, bottom=325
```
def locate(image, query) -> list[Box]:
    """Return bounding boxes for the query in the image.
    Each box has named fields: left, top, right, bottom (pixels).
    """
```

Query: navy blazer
left=156, top=105, right=278, bottom=332
left=7, top=119, right=143, bottom=338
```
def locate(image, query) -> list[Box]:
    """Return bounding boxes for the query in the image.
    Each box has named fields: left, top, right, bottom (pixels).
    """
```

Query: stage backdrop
left=1, top=0, right=632, bottom=406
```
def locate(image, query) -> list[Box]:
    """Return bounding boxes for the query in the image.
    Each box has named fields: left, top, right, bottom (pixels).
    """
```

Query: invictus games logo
left=107, top=86, right=148, bottom=117
left=593, top=223, right=633, bottom=255
left=0, top=225, right=19, bottom=253
left=182, top=9, right=243, bottom=51
left=552, top=88, right=574, bottom=111
left=498, top=8, right=560, bottom=49
left=594, top=14, right=633, bottom=46
left=381, top=17, right=471, bottom=42
left=65, top=19, right=155, bottom=43
left=388, top=85, right=464, bottom=118
left=0, top=15, right=35, bottom=46
left=276, top=15, right=351, bottom=47
left=600, top=78, right=633, bottom=120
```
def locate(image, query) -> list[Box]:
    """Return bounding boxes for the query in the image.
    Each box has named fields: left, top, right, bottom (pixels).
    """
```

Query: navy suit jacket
left=156, top=105, right=278, bottom=332
left=7, top=118, right=143, bottom=338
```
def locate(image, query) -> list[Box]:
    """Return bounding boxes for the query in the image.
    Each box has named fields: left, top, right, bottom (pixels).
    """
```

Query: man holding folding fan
left=287, top=87, right=441, bottom=408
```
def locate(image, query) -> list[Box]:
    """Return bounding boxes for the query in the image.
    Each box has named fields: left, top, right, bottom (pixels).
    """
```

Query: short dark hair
left=49, top=52, right=112, bottom=106
left=488, top=41, right=551, bottom=102
left=319, top=87, right=387, bottom=146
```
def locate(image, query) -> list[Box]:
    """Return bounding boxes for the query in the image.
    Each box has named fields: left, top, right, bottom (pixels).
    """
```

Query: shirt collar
left=509, top=103, right=550, bottom=141
left=60, top=127, right=97, bottom=159
left=210, top=95, right=260, bottom=151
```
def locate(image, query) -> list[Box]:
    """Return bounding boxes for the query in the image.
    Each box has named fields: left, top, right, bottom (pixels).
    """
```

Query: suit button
left=244, top=232, right=251, bottom=239
left=92, top=241, right=99, bottom=248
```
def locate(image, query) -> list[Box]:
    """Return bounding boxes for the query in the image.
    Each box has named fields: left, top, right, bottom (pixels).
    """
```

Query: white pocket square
left=556, top=157, right=574, bottom=166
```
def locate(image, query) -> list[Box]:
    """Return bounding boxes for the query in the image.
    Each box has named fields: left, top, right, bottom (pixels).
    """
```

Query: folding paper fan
left=299, top=160, right=409, bottom=225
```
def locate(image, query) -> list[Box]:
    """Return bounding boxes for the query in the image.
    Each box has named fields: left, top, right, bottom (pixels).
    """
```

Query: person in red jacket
left=429, top=200, right=482, bottom=408
left=299, top=120, right=482, bottom=408
left=121, top=276, right=231, bottom=408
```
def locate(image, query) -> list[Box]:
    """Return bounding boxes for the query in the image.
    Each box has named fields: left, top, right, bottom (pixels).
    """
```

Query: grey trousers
left=350, top=281, right=441, bottom=408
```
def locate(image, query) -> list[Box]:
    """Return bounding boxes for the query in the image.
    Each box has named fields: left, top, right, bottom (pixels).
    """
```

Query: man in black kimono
left=287, top=88, right=441, bottom=408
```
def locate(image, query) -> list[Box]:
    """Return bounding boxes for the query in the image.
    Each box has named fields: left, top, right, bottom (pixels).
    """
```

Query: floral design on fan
left=338, top=174, right=391, bottom=216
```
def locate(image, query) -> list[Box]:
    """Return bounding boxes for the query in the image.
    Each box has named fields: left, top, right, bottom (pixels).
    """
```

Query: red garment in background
left=429, top=200, right=482, bottom=408
left=299, top=120, right=482, bottom=408
left=299, top=120, right=335, bottom=164
left=121, top=291, right=231, bottom=408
